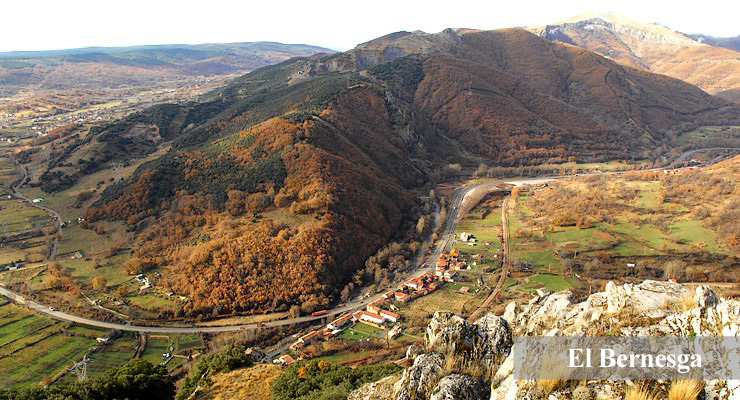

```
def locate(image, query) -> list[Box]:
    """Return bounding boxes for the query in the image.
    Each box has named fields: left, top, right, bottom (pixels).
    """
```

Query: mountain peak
left=529, top=13, right=739, bottom=99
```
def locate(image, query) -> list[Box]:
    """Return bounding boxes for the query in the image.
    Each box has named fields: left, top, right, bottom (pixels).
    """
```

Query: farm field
left=0, top=303, right=98, bottom=388
left=517, top=274, right=579, bottom=293
left=397, top=282, right=489, bottom=324
left=0, top=196, right=55, bottom=265
left=676, top=125, right=740, bottom=147
left=339, top=322, right=385, bottom=341
left=451, top=193, right=504, bottom=264
left=140, top=335, right=203, bottom=369
left=509, top=174, right=733, bottom=272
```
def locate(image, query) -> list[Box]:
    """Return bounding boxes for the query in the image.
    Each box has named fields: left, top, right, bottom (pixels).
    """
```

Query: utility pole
left=112, top=162, right=123, bottom=182
left=71, top=356, right=89, bottom=382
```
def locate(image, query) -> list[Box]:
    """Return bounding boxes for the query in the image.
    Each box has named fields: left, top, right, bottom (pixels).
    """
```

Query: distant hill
left=527, top=13, right=740, bottom=101
left=81, top=28, right=739, bottom=316
left=683, top=33, right=740, bottom=52
left=0, top=42, right=334, bottom=96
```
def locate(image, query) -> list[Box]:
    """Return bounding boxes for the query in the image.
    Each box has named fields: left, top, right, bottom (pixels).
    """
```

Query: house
left=443, top=270, right=457, bottom=282
left=436, top=259, right=449, bottom=268
left=32, top=198, right=44, bottom=204
left=394, top=292, right=412, bottom=303
left=404, top=278, right=424, bottom=291
left=96, top=337, right=110, bottom=344
left=424, top=283, right=439, bottom=293
left=459, top=286, right=470, bottom=294
left=290, top=330, right=322, bottom=351
left=367, top=304, right=382, bottom=314
left=358, top=311, right=385, bottom=325
left=449, top=248, right=460, bottom=261
left=460, top=232, right=471, bottom=242
left=328, top=314, right=353, bottom=330
left=278, top=355, right=295, bottom=365
left=379, top=310, right=400, bottom=323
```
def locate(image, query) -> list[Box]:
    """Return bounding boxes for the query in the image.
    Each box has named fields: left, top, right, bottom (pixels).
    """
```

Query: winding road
left=0, top=182, right=479, bottom=333
left=0, top=147, right=737, bottom=333
left=7, top=156, right=63, bottom=261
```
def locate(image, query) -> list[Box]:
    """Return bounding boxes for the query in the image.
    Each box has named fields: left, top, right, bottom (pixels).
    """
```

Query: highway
left=0, top=146, right=736, bottom=334
left=0, top=183, right=480, bottom=334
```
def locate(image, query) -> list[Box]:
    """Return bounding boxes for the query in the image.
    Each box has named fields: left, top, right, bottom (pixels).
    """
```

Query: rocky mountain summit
left=528, top=13, right=740, bottom=101
left=349, top=280, right=739, bottom=400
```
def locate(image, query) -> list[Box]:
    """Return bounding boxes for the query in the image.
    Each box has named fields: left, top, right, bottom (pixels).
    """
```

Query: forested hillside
left=84, top=28, right=740, bottom=316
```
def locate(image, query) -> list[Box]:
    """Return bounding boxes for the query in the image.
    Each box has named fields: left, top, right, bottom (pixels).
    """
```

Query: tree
left=415, top=216, right=426, bottom=236
left=91, top=276, right=107, bottom=292
left=116, top=285, right=129, bottom=297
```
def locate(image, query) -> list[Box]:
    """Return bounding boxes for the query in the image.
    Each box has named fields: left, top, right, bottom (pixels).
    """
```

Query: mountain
left=0, top=42, right=334, bottom=96
left=527, top=13, right=740, bottom=101
left=80, top=28, right=739, bottom=316
left=683, top=33, right=740, bottom=52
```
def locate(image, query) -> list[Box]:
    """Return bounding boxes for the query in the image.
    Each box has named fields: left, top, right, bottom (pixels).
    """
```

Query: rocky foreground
left=348, top=281, right=739, bottom=400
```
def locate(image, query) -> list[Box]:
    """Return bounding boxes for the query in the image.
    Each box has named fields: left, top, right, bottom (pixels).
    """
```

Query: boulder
left=695, top=285, right=719, bottom=309
left=393, top=352, right=444, bottom=400
left=473, top=313, right=513, bottom=367
left=349, top=375, right=399, bottom=400
left=425, top=311, right=475, bottom=356
left=406, top=344, right=423, bottom=360
left=429, top=374, right=490, bottom=400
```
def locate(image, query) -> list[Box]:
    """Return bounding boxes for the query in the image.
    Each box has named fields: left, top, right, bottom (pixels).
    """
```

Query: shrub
left=625, top=386, right=656, bottom=400
left=271, top=360, right=400, bottom=400
left=176, top=345, right=254, bottom=400
left=668, top=380, right=703, bottom=400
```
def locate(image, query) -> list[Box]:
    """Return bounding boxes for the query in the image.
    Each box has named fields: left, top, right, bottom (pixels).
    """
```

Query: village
left=274, top=239, right=493, bottom=366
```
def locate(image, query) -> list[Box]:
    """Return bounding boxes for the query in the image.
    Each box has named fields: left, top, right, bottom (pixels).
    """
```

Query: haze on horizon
left=3, top=0, right=738, bottom=53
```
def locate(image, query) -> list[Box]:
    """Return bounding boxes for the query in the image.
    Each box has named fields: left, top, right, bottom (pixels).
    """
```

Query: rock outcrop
left=429, top=374, right=490, bottom=400
left=349, top=280, right=739, bottom=400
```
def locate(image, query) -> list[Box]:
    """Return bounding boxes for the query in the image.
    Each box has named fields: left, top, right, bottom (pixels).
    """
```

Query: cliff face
left=350, top=281, right=739, bottom=400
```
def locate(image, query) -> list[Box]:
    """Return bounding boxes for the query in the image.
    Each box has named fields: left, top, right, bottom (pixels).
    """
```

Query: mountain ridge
left=78, top=27, right=739, bottom=316
left=526, top=12, right=740, bottom=101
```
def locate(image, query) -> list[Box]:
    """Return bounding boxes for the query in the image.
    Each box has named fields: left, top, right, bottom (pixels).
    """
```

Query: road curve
left=8, top=157, right=63, bottom=261
left=1, top=147, right=734, bottom=333
left=0, top=184, right=479, bottom=334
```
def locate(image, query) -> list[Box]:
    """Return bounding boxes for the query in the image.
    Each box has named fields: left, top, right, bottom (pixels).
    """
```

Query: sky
left=2, top=0, right=738, bottom=53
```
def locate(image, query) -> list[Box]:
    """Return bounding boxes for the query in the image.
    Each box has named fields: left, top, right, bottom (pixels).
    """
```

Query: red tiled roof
left=359, top=311, right=384, bottom=321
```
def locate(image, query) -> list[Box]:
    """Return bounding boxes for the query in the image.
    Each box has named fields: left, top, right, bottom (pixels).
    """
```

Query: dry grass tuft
left=625, top=386, right=656, bottom=400
left=668, top=380, right=703, bottom=400
left=536, top=354, right=572, bottom=394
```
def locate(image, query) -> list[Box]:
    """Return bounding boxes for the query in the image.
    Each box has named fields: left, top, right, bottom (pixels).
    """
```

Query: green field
left=140, top=337, right=172, bottom=366
left=140, top=335, right=203, bottom=368
left=85, top=338, right=137, bottom=378
left=0, top=303, right=96, bottom=388
left=340, top=322, right=384, bottom=341
left=517, top=274, right=575, bottom=293
left=676, top=126, right=740, bottom=147
left=669, top=220, right=725, bottom=254
left=452, top=200, right=503, bottom=264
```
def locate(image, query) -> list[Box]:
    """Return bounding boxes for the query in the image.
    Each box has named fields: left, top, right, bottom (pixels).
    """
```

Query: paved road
left=0, top=147, right=734, bottom=333
left=0, top=184, right=479, bottom=334
left=8, top=157, right=63, bottom=261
